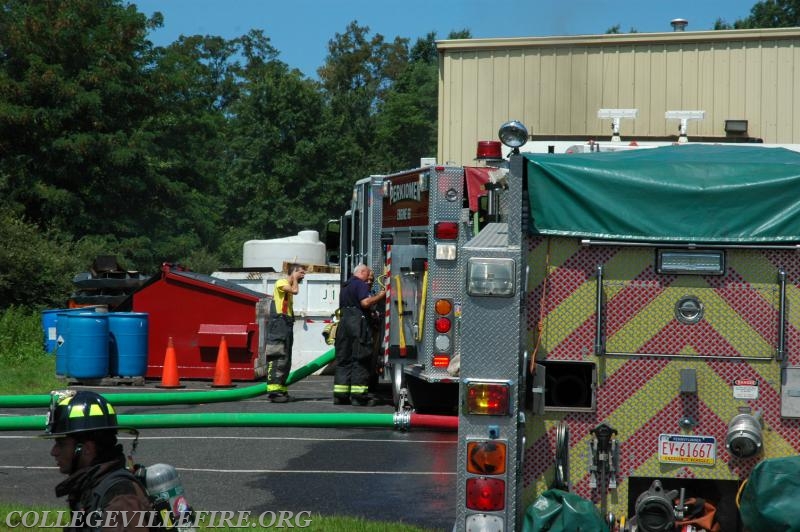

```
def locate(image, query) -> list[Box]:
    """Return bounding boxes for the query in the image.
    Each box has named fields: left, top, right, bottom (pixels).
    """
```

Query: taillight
left=435, top=221, right=458, bottom=240
left=466, top=477, right=505, bottom=511
left=435, top=299, right=452, bottom=315
left=435, top=317, right=451, bottom=333
left=432, top=355, right=450, bottom=368
left=467, top=441, right=507, bottom=475
left=465, top=381, right=510, bottom=415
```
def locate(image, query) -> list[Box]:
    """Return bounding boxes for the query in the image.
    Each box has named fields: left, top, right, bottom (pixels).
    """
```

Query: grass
left=0, top=504, right=439, bottom=531
left=0, top=307, right=443, bottom=532
left=0, top=306, right=68, bottom=396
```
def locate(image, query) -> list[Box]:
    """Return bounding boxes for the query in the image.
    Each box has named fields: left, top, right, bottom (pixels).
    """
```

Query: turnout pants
left=266, top=312, right=294, bottom=395
left=333, top=307, right=373, bottom=400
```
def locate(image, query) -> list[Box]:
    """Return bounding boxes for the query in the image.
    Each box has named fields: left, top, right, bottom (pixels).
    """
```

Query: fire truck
left=337, top=117, right=800, bottom=529
left=452, top=121, right=800, bottom=531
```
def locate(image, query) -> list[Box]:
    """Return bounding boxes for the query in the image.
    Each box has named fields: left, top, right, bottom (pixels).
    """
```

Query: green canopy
left=524, top=145, right=800, bottom=243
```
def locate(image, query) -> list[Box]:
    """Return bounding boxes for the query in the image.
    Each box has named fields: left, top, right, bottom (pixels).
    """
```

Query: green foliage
left=0, top=209, right=83, bottom=308
left=0, top=306, right=67, bottom=394
left=0, top=3, right=467, bottom=311
left=723, top=0, right=800, bottom=29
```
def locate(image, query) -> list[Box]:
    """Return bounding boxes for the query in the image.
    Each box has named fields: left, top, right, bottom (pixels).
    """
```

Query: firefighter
left=265, top=263, right=306, bottom=403
left=41, top=390, right=152, bottom=531
left=334, top=264, right=386, bottom=406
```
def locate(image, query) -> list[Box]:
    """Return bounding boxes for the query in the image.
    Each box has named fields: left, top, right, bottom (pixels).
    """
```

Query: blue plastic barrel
left=54, top=312, right=72, bottom=376
left=43, top=306, right=105, bottom=354
left=42, top=309, right=63, bottom=354
left=66, top=313, right=109, bottom=379
left=108, top=312, right=149, bottom=377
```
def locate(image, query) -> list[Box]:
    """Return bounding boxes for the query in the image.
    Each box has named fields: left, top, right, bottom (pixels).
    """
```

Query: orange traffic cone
left=211, top=336, right=233, bottom=388
left=157, top=337, right=184, bottom=389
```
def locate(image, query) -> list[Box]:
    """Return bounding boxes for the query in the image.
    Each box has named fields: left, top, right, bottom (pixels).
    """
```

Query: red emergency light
left=466, top=477, right=505, bottom=511
left=434, top=221, right=458, bottom=240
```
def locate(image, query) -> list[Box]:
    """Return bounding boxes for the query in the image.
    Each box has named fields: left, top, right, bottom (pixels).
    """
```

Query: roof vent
left=670, top=18, right=688, bottom=31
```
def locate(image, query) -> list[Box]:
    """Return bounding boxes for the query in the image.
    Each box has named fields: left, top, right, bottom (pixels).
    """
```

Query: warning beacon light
left=464, top=380, right=511, bottom=416
left=498, top=120, right=528, bottom=153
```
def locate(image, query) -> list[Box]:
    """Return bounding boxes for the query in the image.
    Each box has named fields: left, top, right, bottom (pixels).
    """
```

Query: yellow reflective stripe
left=267, top=384, right=287, bottom=392
left=89, top=404, right=103, bottom=416
left=69, top=405, right=85, bottom=418
left=350, top=385, right=368, bottom=394
left=107, top=404, right=115, bottom=415
left=333, top=385, right=351, bottom=393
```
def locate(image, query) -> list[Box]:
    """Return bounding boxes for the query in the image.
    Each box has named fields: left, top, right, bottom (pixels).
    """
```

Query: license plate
left=658, top=434, right=716, bottom=466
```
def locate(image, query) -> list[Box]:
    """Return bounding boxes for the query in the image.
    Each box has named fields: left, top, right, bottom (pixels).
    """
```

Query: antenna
left=665, top=110, right=705, bottom=143
left=597, top=109, right=639, bottom=142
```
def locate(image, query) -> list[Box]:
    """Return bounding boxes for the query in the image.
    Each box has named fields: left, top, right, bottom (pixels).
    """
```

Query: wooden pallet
left=281, top=261, right=339, bottom=274
left=69, top=376, right=146, bottom=386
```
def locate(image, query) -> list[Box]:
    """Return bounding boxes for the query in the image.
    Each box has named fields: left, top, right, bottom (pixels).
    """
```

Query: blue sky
left=131, top=0, right=759, bottom=78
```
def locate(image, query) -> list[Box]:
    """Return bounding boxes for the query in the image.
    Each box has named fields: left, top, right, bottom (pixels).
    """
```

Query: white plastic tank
left=243, top=230, right=326, bottom=270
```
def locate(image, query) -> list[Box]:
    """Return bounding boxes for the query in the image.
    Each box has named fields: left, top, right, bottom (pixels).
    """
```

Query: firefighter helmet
left=41, top=390, right=131, bottom=438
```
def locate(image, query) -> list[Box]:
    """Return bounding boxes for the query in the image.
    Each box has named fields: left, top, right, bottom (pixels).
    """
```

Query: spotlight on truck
left=498, top=120, right=529, bottom=153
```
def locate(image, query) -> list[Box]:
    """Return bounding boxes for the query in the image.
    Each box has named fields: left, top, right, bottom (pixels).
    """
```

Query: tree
left=0, top=0, right=161, bottom=238
left=722, top=0, right=800, bottom=28
left=221, top=30, right=336, bottom=246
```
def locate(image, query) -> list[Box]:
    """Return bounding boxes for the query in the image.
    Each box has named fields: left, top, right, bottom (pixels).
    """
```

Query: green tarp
left=522, top=489, right=610, bottom=532
left=738, top=455, right=800, bottom=531
left=524, top=145, right=800, bottom=243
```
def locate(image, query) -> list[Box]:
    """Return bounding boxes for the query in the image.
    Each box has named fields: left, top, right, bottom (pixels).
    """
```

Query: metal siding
left=745, top=42, right=764, bottom=140
left=777, top=44, right=795, bottom=140
left=708, top=45, right=733, bottom=135
left=586, top=48, right=604, bottom=133
left=795, top=45, right=800, bottom=139
left=618, top=46, right=636, bottom=115
left=462, top=53, right=479, bottom=165
left=539, top=50, right=556, bottom=134
left=762, top=41, right=779, bottom=141
left=633, top=49, right=651, bottom=135
left=601, top=47, right=620, bottom=111
left=522, top=54, right=540, bottom=135
left=570, top=48, right=588, bottom=134
left=649, top=46, right=668, bottom=136
left=508, top=50, right=526, bottom=124
left=438, top=30, right=800, bottom=165
left=492, top=51, right=510, bottom=139
left=554, top=48, right=571, bottom=135
left=682, top=44, right=700, bottom=114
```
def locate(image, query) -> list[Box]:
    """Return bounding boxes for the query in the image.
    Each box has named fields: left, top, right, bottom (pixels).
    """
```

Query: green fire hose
left=0, top=412, right=457, bottom=432
left=0, top=348, right=334, bottom=408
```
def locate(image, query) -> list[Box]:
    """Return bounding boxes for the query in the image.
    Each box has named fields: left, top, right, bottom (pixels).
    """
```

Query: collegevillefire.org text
left=4, top=510, right=313, bottom=528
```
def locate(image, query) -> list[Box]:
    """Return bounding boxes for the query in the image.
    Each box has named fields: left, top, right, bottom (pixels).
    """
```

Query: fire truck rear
left=453, top=122, right=800, bottom=531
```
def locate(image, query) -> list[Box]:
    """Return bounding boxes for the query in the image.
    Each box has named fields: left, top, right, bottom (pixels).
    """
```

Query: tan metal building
left=437, top=27, right=800, bottom=165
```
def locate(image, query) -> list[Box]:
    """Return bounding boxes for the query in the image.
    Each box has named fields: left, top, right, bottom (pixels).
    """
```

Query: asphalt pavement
left=0, top=376, right=456, bottom=530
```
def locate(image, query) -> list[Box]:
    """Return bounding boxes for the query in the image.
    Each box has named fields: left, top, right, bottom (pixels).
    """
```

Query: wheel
left=390, top=363, right=408, bottom=409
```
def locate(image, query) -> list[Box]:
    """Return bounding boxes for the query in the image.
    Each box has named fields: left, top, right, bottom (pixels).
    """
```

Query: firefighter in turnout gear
left=334, top=264, right=385, bottom=406
left=266, top=263, right=306, bottom=403
left=41, top=390, right=152, bottom=531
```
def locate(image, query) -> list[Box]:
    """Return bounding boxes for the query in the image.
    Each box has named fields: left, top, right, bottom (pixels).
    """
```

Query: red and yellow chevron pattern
left=523, top=236, right=800, bottom=517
